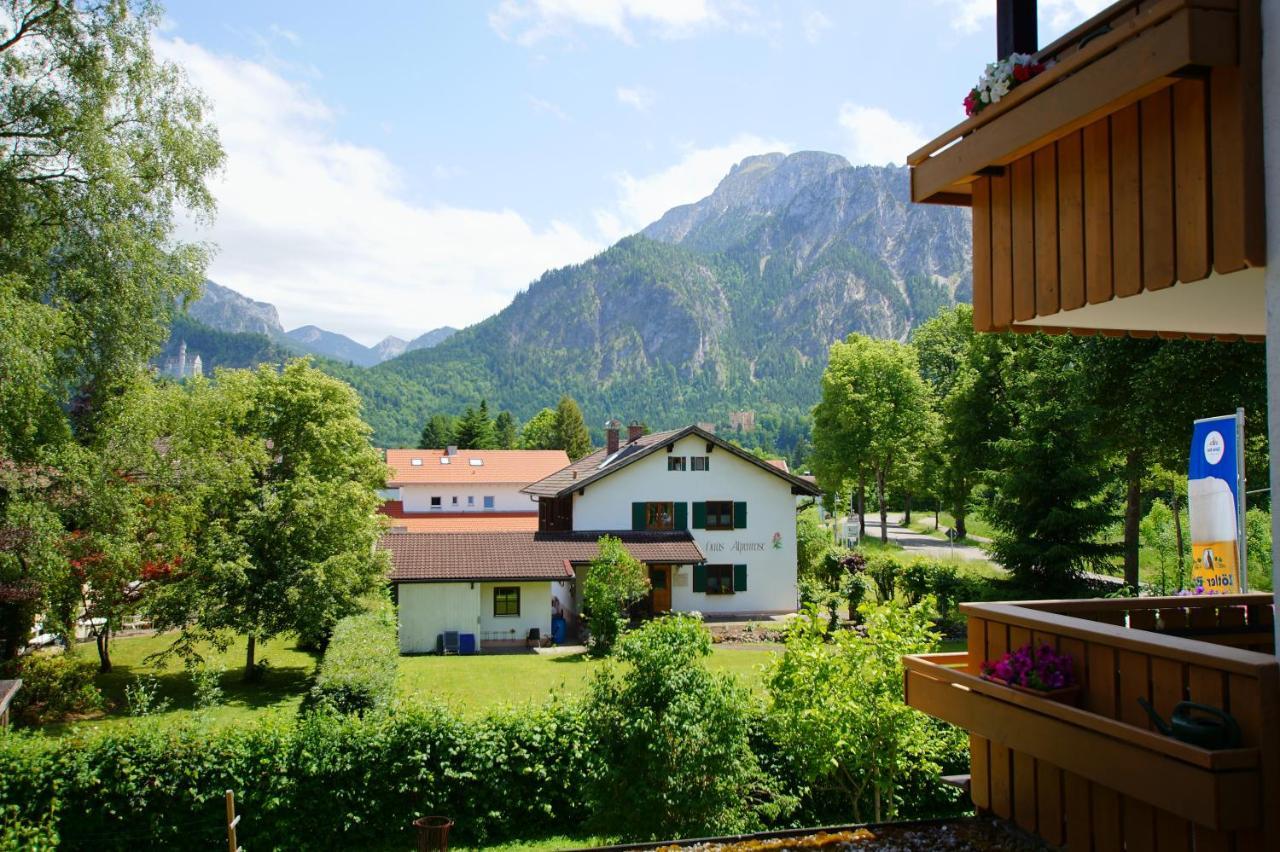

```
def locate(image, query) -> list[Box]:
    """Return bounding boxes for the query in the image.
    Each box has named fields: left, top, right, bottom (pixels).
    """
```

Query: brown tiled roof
left=522, top=425, right=822, bottom=498
left=382, top=530, right=705, bottom=582
left=386, top=449, right=569, bottom=486
left=767, top=458, right=790, bottom=472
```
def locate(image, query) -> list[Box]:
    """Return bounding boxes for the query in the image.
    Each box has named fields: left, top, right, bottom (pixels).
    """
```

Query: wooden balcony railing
left=904, top=594, right=1279, bottom=851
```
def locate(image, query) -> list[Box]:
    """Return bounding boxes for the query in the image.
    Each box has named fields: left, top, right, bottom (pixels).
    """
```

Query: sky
left=159, top=0, right=1109, bottom=346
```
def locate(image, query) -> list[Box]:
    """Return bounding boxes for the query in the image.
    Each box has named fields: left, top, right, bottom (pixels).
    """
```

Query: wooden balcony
left=904, top=594, right=1279, bottom=850
left=907, top=0, right=1266, bottom=338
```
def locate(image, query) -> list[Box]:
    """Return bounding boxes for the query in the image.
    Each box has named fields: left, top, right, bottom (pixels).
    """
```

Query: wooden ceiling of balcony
left=908, top=0, right=1265, bottom=339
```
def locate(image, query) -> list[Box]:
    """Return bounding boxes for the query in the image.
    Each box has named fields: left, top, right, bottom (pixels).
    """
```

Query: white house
left=386, top=424, right=820, bottom=653
left=381, top=447, right=568, bottom=533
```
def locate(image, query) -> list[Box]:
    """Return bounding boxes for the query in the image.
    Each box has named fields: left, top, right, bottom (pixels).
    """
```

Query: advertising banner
left=1188, top=412, right=1246, bottom=594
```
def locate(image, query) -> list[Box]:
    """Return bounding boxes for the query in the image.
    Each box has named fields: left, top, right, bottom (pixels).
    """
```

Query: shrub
left=124, top=675, right=171, bottom=717
left=899, top=560, right=933, bottom=605
left=584, top=615, right=791, bottom=840
left=3, top=653, right=103, bottom=727
left=309, top=598, right=398, bottom=715
left=581, top=535, right=649, bottom=655
left=865, top=553, right=900, bottom=602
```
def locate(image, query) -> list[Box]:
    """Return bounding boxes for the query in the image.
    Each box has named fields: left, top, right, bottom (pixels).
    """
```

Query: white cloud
left=526, top=94, right=571, bottom=121
left=801, top=9, right=831, bottom=43
left=158, top=37, right=599, bottom=345
left=595, top=134, right=790, bottom=240
left=942, top=0, right=1112, bottom=37
left=615, top=85, right=655, bottom=111
left=837, top=103, right=925, bottom=167
left=489, top=0, right=738, bottom=44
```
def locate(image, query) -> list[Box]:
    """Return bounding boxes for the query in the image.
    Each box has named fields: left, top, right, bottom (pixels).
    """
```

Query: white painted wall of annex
left=400, top=483, right=536, bottom=513
left=571, top=434, right=800, bottom=615
left=478, top=581, right=554, bottom=643
left=397, top=582, right=481, bottom=654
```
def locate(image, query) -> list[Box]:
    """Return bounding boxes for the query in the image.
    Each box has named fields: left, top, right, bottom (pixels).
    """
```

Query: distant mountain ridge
left=335, top=153, right=971, bottom=446
left=171, top=281, right=455, bottom=367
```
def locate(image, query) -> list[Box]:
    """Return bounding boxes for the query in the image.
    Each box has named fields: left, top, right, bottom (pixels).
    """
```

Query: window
left=691, top=456, right=710, bottom=471
left=483, top=495, right=495, bottom=509
left=467, top=496, right=475, bottom=507
left=645, top=502, right=675, bottom=530
left=493, top=586, right=520, bottom=616
left=667, top=456, right=687, bottom=471
left=451, top=496, right=459, bottom=506
left=704, top=565, right=734, bottom=595
left=430, top=496, right=442, bottom=509
left=705, top=500, right=734, bottom=530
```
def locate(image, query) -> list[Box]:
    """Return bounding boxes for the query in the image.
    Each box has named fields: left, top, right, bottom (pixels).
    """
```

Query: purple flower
left=982, top=642, right=1077, bottom=692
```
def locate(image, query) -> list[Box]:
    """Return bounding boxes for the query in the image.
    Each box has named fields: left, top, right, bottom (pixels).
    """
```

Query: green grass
left=397, top=646, right=778, bottom=713
left=42, top=632, right=319, bottom=735
left=907, top=511, right=996, bottom=544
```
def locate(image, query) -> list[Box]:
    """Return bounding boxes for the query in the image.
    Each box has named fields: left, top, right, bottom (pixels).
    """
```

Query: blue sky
left=160, top=0, right=1106, bottom=344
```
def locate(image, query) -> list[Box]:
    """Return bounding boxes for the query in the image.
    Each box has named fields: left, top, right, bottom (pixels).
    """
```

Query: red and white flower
left=964, top=53, right=1049, bottom=117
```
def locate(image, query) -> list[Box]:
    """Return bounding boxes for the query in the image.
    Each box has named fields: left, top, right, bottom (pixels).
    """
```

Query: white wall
left=400, top=484, right=536, bottom=513
left=572, top=434, right=799, bottom=615
left=397, top=582, right=481, bottom=654
left=478, top=581, right=554, bottom=644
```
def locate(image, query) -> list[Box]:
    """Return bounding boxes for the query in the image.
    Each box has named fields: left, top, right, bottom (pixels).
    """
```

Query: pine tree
left=494, top=411, right=518, bottom=449
left=419, top=414, right=457, bottom=449
left=554, top=395, right=592, bottom=460
left=454, top=401, right=497, bottom=449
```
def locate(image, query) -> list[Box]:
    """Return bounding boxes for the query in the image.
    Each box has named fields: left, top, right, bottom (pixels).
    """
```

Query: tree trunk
left=935, top=499, right=940, bottom=530
left=1172, top=488, right=1186, bottom=591
left=857, top=473, right=866, bottom=537
left=244, top=633, right=257, bottom=681
left=1123, top=450, right=1143, bottom=590
left=903, top=492, right=912, bottom=526
left=877, top=469, right=888, bottom=544
left=95, top=627, right=112, bottom=674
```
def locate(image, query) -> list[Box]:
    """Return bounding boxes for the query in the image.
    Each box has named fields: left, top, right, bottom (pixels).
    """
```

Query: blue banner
left=1188, top=413, right=1244, bottom=594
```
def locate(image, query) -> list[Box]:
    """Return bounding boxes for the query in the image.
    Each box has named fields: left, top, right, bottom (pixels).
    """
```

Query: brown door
left=649, top=565, right=671, bottom=614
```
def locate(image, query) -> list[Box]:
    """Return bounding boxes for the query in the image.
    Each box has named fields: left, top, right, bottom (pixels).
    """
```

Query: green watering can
left=1137, top=697, right=1241, bottom=749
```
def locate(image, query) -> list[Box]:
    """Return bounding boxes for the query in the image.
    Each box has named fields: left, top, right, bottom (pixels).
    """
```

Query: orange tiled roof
left=386, top=449, right=569, bottom=487
left=380, top=506, right=540, bottom=534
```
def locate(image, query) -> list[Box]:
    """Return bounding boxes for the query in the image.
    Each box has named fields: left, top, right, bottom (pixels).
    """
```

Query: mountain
left=187, top=280, right=284, bottom=337
left=407, top=327, right=457, bottom=351
left=371, top=336, right=409, bottom=361
left=335, top=154, right=971, bottom=449
left=286, top=325, right=381, bottom=367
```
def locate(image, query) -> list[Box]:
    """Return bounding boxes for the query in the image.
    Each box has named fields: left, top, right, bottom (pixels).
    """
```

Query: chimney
left=628, top=421, right=644, bottom=444
left=446, top=445, right=458, bottom=457
left=605, top=419, right=621, bottom=455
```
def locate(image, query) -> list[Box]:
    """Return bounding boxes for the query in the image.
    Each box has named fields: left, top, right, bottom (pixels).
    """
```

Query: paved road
left=860, top=516, right=992, bottom=562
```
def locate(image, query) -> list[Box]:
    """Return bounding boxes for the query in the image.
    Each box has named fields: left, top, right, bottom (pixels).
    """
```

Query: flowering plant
left=964, top=53, right=1049, bottom=117
left=981, top=642, right=1076, bottom=692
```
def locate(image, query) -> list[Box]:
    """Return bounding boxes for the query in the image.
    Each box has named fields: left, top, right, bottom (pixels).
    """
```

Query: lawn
left=397, top=646, right=777, bottom=714
left=43, top=632, right=318, bottom=734
left=906, top=510, right=995, bottom=544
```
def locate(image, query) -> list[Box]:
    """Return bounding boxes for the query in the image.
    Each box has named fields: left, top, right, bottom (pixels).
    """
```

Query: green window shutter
left=733, top=501, right=747, bottom=530
left=632, top=502, right=646, bottom=531
left=675, top=502, right=688, bottom=531
left=692, top=563, right=707, bottom=593
left=692, top=501, right=706, bottom=529
left=733, top=564, right=748, bottom=592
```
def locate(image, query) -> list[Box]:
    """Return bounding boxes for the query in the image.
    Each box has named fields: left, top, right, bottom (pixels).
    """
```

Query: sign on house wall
left=1188, top=411, right=1246, bottom=594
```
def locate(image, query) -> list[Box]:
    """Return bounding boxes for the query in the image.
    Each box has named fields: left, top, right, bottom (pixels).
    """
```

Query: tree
left=554, top=395, right=592, bottom=460
left=418, top=414, right=457, bottom=449
left=0, top=0, right=221, bottom=656
left=519, top=408, right=559, bottom=449
left=983, top=336, right=1120, bottom=588
left=453, top=401, right=497, bottom=449
left=494, top=411, right=518, bottom=449
left=585, top=615, right=786, bottom=839
left=580, top=535, right=649, bottom=655
left=766, top=600, right=959, bottom=823
left=812, top=335, right=935, bottom=543
left=1140, top=499, right=1178, bottom=595
left=148, top=361, right=389, bottom=680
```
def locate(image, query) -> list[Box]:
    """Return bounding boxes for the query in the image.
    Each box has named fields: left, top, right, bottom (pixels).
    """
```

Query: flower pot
left=984, top=676, right=1081, bottom=706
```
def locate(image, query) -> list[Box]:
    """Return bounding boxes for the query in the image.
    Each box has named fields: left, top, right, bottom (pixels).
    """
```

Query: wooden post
left=225, top=789, right=242, bottom=852
left=996, top=0, right=1037, bottom=57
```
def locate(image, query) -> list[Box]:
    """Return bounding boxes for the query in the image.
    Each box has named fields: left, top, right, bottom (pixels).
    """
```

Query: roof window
left=410, top=458, right=423, bottom=466
left=439, top=457, right=451, bottom=465
left=469, top=458, right=484, bottom=467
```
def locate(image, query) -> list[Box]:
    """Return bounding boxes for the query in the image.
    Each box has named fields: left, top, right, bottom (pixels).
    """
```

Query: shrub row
left=309, top=598, right=398, bottom=714
left=0, top=700, right=967, bottom=851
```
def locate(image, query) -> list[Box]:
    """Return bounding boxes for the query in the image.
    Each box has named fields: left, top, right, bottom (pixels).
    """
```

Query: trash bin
left=458, top=633, right=476, bottom=655
left=413, top=816, right=454, bottom=852
left=551, top=615, right=567, bottom=645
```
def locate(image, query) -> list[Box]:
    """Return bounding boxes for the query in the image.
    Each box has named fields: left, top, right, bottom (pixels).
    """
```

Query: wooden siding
left=969, top=74, right=1263, bottom=333
left=906, top=595, right=1279, bottom=852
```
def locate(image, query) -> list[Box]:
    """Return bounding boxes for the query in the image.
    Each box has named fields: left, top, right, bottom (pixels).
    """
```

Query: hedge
left=309, top=599, right=398, bottom=714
